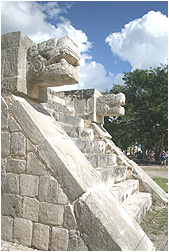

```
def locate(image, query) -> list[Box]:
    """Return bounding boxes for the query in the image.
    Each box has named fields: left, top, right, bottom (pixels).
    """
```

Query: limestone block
left=1, top=77, right=18, bottom=92
left=74, top=184, right=155, bottom=251
left=11, top=132, right=26, bottom=156
left=38, top=137, right=103, bottom=202
left=1, top=158, right=7, bottom=173
left=38, top=175, right=68, bottom=204
left=22, top=197, right=39, bottom=222
left=38, top=175, right=58, bottom=203
left=20, top=174, right=39, bottom=197
left=9, top=97, right=53, bottom=145
left=8, top=117, right=22, bottom=131
left=7, top=95, right=103, bottom=202
left=2, top=173, right=19, bottom=194
left=1, top=108, right=8, bottom=129
left=27, top=139, right=35, bottom=152
left=13, top=218, right=32, bottom=247
left=57, top=186, right=69, bottom=204
left=39, top=202, right=64, bottom=225
left=2, top=31, right=33, bottom=49
left=6, top=158, right=26, bottom=174
left=51, top=227, right=69, bottom=251
left=68, top=230, right=88, bottom=251
left=63, top=205, right=77, bottom=229
left=32, top=223, right=49, bottom=251
left=1, top=131, right=10, bottom=157
left=3, top=47, right=19, bottom=77
left=1, top=216, right=13, bottom=242
left=27, top=152, right=47, bottom=175
left=1, top=193, right=22, bottom=217
left=84, top=153, right=97, bottom=168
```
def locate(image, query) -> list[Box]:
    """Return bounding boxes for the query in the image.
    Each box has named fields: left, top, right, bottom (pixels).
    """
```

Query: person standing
left=160, top=150, right=167, bottom=168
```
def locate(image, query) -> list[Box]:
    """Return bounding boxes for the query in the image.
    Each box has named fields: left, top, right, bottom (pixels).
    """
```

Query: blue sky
left=1, top=1, right=168, bottom=92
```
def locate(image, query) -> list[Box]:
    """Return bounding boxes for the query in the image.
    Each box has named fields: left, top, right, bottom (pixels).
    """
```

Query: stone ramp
left=2, top=93, right=155, bottom=251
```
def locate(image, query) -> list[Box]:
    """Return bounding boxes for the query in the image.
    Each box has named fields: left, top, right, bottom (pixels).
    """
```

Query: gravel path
left=1, top=240, right=38, bottom=251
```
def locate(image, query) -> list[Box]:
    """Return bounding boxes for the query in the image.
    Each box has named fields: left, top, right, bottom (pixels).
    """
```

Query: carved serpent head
left=26, top=37, right=80, bottom=87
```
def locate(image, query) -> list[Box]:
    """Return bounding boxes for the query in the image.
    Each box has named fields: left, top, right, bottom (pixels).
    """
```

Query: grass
left=140, top=176, right=168, bottom=240
left=152, top=177, right=168, bottom=192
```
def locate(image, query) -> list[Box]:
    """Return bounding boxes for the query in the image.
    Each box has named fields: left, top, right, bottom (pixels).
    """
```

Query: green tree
left=104, top=65, right=168, bottom=160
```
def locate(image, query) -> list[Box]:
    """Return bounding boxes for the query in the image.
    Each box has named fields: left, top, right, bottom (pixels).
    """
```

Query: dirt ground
left=140, top=165, right=168, bottom=179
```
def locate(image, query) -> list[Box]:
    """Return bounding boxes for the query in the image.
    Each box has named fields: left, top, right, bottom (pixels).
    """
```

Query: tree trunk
left=142, top=145, right=146, bottom=159
left=155, top=134, right=165, bottom=161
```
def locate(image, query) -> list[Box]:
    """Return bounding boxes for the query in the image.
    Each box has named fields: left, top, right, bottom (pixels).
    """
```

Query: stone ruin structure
left=1, top=31, right=168, bottom=251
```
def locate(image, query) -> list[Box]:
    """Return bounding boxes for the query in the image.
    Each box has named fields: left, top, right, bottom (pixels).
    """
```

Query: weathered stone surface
left=1, top=31, right=33, bottom=49
left=110, top=179, right=139, bottom=203
left=32, top=223, right=49, bottom=251
left=3, top=47, right=19, bottom=77
left=1, top=193, right=22, bottom=217
left=22, top=197, right=39, bottom=221
left=8, top=117, right=22, bottom=131
left=51, top=227, right=69, bottom=251
left=13, top=218, right=32, bottom=247
left=27, top=152, right=47, bottom=175
left=39, top=175, right=58, bottom=203
left=38, top=137, right=103, bottom=202
left=2, top=32, right=80, bottom=102
left=38, top=175, right=68, bottom=204
left=72, top=138, right=105, bottom=154
left=20, top=174, right=39, bottom=197
left=1, top=158, right=7, bottom=173
left=123, top=192, right=152, bottom=224
left=4, top=95, right=102, bottom=203
left=11, top=132, right=26, bottom=156
left=1, top=173, right=19, bottom=194
left=1, top=96, right=8, bottom=108
left=63, top=205, right=77, bottom=229
left=6, top=158, right=26, bottom=173
left=1, top=108, right=8, bottom=129
left=96, top=93, right=125, bottom=116
left=39, top=202, right=64, bottom=225
left=97, top=166, right=127, bottom=186
left=55, top=89, right=125, bottom=123
left=57, top=185, right=69, bottom=204
left=27, top=139, right=36, bottom=152
left=1, top=216, right=13, bottom=242
left=68, top=230, right=88, bottom=251
left=74, top=184, right=155, bottom=251
left=1, top=131, right=10, bottom=157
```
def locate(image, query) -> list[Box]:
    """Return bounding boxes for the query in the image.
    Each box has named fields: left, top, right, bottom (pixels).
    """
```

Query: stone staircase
left=42, top=89, right=152, bottom=225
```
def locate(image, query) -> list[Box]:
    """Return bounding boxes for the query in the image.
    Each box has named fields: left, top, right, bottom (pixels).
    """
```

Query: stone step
left=96, top=166, right=127, bottom=186
left=60, top=123, right=94, bottom=140
left=110, top=179, right=139, bottom=202
left=50, top=110, right=84, bottom=127
left=85, top=153, right=117, bottom=168
left=44, top=100, right=74, bottom=115
left=123, top=192, right=152, bottom=224
left=72, top=138, right=106, bottom=154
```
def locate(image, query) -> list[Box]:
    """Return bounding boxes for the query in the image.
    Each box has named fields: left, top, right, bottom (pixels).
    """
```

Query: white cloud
left=1, top=1, right=112, bottom=92
left=53, top=61, right=113, bottom=92
left=105, top=11, right=168, bottom=70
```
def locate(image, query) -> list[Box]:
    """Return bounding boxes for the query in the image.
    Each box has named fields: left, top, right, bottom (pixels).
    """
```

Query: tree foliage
left=104, top=65, right=168, bottom=160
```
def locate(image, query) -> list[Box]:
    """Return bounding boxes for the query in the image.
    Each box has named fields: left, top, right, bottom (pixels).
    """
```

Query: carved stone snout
left=27, top=36, right=80, bottom=87
left=96, top=93, right=125, bottom=116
